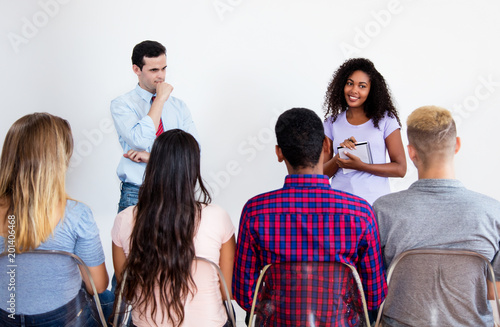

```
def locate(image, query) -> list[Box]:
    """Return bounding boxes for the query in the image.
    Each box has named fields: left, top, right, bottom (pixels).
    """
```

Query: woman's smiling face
left=344, top=70, right=371, bottom=110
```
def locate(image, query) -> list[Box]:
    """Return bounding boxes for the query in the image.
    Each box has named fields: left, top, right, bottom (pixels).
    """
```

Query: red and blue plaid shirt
left=233, top=175, right=387, bottom=313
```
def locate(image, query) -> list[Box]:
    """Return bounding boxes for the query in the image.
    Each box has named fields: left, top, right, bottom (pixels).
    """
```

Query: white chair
left=374, top=248, right=500, bottom=327
left=112, top=256, right=236, bottom=327
left=0, top=249, right=108, bottom=326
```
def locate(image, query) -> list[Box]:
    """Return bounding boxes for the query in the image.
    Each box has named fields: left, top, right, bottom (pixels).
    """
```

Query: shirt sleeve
left=179, top=100, right=200, bottom=144
left=383, top=115, right=401, bottom=139
left=232, top=204, right=260, bottom=311
left=111, top=207, right=135, bottom=256
left=372, top=199, right=388, bottom=251
left=73, top=205, right=105, bottom=268
left=357, top=210, right=388, bottom=310
left=323, top=118, right=334, bottom=142
left=111, top=211, right=124, bottom=248
left=110, top=97, right=156, bottom=151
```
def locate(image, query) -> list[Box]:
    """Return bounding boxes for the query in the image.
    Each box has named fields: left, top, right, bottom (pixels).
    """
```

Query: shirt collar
left=410, top=179, right=464, bottom=190
left=283, top=174, right=331, bottom=189
left=134, top=83, right=155, bottom=103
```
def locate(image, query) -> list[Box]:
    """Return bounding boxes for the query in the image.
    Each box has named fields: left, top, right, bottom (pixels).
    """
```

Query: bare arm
left=112, top=242, right=127, bottom=284
left=81, top=263, right=109, bottom=294
left=336, top=129, right=407, bottom=178
left=487, top=280, right=500, bottom=300
left=323, top=136, right=340, bottom=178
left=219, top=235, right=236, bottom=300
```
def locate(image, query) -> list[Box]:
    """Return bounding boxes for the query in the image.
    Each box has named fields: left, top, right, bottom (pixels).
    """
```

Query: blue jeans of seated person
left=0, top=286, right=99, bottom=327
left=118, top=182, right=140, bottom=213
left=99, top=289, right=115, bottom=323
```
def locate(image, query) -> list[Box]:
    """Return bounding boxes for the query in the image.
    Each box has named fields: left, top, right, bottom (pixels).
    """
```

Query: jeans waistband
left=0, top=287, right=89, bottom=326
left=121, top=182, right=140, bottom=191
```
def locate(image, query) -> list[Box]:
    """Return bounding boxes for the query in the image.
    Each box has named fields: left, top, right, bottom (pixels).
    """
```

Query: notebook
left=337, top=141, right=373, bottom=174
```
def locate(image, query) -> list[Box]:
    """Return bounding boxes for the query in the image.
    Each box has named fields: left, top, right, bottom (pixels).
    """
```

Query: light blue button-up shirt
left=110, top=84, right=199, bottom=185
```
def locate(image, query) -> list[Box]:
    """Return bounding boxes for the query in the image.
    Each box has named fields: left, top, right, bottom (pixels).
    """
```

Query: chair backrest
left=195, top=256, right=236, bottom=326
left=374, top=248, right=500, bottom=327
left=112, top=256, right=236, bottom=327
left=248, top=261, right=371, bottom=327
left=0, top=249, right=107, bottom=326
left=112, top=269, right=132, bottom=327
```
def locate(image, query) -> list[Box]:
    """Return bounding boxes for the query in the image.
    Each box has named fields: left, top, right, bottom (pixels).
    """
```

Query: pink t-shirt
left=323, top=111, right=400, bottom=204
left=111, top=204, right=235, bottom=327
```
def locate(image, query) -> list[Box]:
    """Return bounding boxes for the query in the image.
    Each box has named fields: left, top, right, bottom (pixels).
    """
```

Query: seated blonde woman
left=0, top=113, right=113, bottom=326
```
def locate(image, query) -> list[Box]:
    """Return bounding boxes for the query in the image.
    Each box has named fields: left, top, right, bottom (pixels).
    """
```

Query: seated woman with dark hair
left=112, top=129, right=236, bottom=327
left=0, top=112, right=113, bottom=326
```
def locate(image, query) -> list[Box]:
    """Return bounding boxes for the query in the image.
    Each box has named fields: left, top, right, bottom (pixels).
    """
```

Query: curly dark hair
left=323, top=58, right=400, bottom=129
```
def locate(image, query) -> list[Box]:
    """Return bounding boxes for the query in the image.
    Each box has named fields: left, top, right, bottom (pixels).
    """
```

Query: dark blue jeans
left=118, top=182, right=140, bottom=213
left=99, top=289, right=115, bottom=324
left=0, top=287, right=99, bottom=327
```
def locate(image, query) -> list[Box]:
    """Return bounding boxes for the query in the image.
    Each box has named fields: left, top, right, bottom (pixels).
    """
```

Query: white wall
left=2, top=0, right=500, bottom=307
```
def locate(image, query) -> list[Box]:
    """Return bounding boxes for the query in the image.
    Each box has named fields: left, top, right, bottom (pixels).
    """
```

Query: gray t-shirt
left=0, top=200, right=105, bottom=314
left=373, top=179, right=500, bottom=327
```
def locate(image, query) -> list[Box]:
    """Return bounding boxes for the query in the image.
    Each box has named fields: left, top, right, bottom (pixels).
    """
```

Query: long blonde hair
left=0, top=112, right=73, bottom=252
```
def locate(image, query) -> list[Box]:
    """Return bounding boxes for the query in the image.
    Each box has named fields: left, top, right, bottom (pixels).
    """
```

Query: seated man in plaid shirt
left=233, top=108, right=387, bottom=325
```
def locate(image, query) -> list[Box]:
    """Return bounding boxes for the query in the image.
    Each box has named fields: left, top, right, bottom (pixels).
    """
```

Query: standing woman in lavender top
left=323, top=58, right=406, bottom=204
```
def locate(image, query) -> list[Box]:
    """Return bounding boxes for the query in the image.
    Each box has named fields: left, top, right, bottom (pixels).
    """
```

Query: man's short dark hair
left=275, top=108, right=324, bottom=169
left=131, top=40, right=166, bottom=70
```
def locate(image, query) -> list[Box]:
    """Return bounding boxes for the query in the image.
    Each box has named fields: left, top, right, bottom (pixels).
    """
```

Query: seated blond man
left=373, top=105, right=500, bottom=327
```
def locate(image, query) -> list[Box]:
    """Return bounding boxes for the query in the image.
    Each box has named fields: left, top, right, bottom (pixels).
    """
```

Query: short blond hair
left=407, top=106, right=457, bottom=163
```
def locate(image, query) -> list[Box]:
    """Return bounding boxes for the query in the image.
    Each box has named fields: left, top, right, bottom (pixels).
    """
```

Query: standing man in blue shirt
left=111, top=40, right=199, bottom=212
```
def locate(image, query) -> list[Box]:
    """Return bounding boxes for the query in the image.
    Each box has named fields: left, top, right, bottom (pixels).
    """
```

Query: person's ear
left=455, top=136, right=461, bottom=154
left=275, top=145, right=285, bottom=162
left=132, top=64, right=142, bottom=76
left=323, top=136, right=332, bottom=157
left=407, top=144, right=418, bottom=163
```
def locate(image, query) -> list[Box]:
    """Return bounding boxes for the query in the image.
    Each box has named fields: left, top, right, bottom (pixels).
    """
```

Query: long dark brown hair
left=323, top=57, right=401, bottom=129
left=121, top=129, right=211, bottom=326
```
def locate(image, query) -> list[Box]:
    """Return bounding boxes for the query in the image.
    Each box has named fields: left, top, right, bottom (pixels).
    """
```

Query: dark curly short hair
left=323, top=58, right=400, bottom=129
left=275, top=108, right=325, bottom=169
left=131, top=40, right=166, bottom=70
